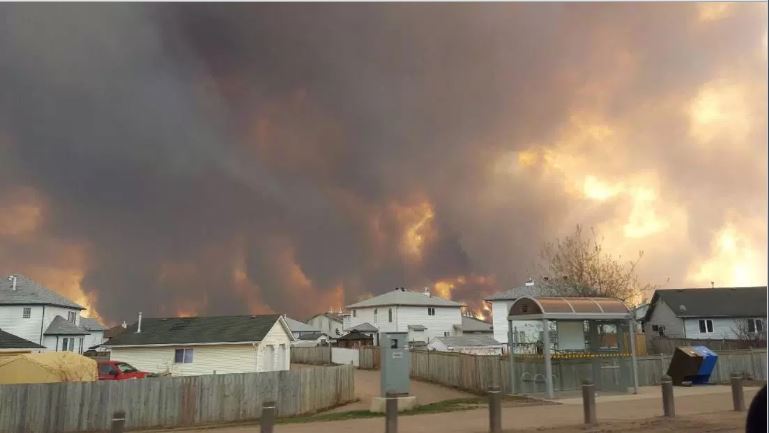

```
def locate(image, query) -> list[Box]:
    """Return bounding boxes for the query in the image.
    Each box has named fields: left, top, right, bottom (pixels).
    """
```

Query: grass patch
left=277, top=396, right=537, bottom=424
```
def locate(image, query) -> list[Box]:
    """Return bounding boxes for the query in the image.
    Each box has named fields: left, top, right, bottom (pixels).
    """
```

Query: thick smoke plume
left=0, top=3, right=766, bottom=323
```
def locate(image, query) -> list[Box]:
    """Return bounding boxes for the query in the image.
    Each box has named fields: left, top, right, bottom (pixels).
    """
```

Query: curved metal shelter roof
left=507, top=296, right=631, bottom=321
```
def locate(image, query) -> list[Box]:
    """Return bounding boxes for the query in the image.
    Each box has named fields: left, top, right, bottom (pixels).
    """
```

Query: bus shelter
left=507, top=296, right=639, bottom=399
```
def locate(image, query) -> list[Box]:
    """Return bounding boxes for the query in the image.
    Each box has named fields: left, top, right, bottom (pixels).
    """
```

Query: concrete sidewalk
left=145, top=385, right=759, bottom=433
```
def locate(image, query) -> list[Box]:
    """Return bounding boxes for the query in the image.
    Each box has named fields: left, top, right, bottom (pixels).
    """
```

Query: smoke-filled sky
left=0, top=3, right=766, bottom=324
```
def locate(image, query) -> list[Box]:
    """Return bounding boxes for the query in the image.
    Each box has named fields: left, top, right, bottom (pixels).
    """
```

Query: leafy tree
left=537, top=225, right=651, bottom=304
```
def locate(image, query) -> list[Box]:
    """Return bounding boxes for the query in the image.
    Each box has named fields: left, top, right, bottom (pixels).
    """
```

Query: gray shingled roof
left=458, top=316, right=493, bottom=332
left=296, top=332, right=327, bottom=341
left=107, top=314, right=284, bottom=346
left=485, top=282, right=548, bottom=301
left=645, top=287, right=767, bottom=320
left=350, top=322, right=378, bottom=332
left=0, top=329, right=45, bottom=349
left=432, top=335, right=502, bottom=347
left=44, top=316, right=89, bottom=335
left=0, top=274, right=84, bottom=309
left=80, top=317, right=106, bottom=331
left=284, top=317, right=320, bottom=333
left=308, top=312, right=344, bottom=323
left=338, top=330, right=373, bottom=341
left=346, top=289, right=464, bottom=309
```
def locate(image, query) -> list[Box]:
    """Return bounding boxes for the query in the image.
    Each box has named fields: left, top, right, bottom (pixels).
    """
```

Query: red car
left=97, top=360, right=149, bottom=380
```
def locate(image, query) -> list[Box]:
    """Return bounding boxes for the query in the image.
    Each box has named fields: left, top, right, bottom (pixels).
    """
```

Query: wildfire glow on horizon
left=0, top=3, right=766, bottom=325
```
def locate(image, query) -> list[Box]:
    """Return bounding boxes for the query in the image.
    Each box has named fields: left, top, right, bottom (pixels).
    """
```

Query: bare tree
left=536, top=225, right=652, bottom=304
left=731, top=319, right=767, bottom=347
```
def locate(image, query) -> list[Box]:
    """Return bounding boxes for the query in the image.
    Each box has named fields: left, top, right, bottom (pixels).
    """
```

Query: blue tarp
left=691, top=346, right=718, bottom=384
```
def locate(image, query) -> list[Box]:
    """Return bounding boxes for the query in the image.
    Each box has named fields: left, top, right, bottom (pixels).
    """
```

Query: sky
left=0, top=3, right=766, bottom=325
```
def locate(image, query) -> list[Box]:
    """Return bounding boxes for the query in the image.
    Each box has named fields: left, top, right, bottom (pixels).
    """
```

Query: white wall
left=427, top=340, right=504, bottom=355
left=683, top=317, right=767, bottom=340
left=307, top=315, right=344, bottom=337
left=256, top=320, right=292, bottom=372
left=347, top=305, right=462, bottom=344
left=0, top=305, right=45, bottom=345
left=557, top=321, right=586, bottom=350
left=83, top=330, right=105, bottom=351
left=644, top=301, right=685, bottom=338
left=111, top=344, right=260, bottom=376
left=331, top=347, right=359, bottom=367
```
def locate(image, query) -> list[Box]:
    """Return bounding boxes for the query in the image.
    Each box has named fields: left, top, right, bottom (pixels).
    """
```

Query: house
left=427, top=335, right=505, bottom=355
left=283, top=316, right=321, bottom=340
left=335, top=329, right=374, bottom=348
left=81, top=317, right=107, bottom=350
left=454, top=315, right=493, bottom=336
left=292, top=332, right=331, bottom=347
left=105, top=314, right=294, bottom=376
left=347, top=322, right=379, bottom=344
left=345, top=287, right=464, bottom=345
left=643, top=287, right=767, bottom=340
left=633, top=304, right=649, bottom=333
left=485, top=280, right=547, bottom=344
left=307, top=312, right=346, bottom=338
left=0, top=329, right=44, bottom=359
left=0, top=274, right=105, bottom=353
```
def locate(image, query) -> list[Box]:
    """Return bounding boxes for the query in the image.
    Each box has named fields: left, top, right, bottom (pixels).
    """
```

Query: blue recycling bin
left=691, top=346, right=718, bottom=384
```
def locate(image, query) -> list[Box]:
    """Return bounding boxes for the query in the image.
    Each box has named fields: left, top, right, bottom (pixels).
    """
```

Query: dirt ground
left=327, top=367, right=473, bottom=412
left=516, top=411, right=748, bottom=433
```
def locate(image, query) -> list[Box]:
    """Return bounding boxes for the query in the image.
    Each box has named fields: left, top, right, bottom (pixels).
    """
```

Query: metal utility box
left=667, top=346, right=718, bottom=385
left=380, top=332, right=410, bottom=396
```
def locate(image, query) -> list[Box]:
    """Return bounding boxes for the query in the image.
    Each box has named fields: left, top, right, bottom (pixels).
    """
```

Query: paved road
left=327, top=368, right=473, bottom=412
left=146, top=385, right=760, bottom=433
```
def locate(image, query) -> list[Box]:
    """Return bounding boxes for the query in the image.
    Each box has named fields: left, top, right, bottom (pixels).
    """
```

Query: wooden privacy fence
left=0, top=364, right=354, bottom=433
left=291, top=346, right=332, bottom=364
left=359, top=347, right=380, bottom=369
left=647, top=336, right=767, bottom=355
left=408, top=349, right=767, bottom=395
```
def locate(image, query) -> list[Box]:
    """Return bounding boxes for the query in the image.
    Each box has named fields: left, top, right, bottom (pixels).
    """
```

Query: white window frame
left=747, top=318, right=764, bottom=333
left=67, top=311, right=77, bottom=323
left=388, top=308, right=393, bottom=323
left=374, top=308, right=378, bottom=323
left=698, top=319, right=714, bottom=334
left=428, top=307, right=435, bottom=316
left=175, top=348, right=194, bottom=364
left=22, top=307, right=31, bottom=318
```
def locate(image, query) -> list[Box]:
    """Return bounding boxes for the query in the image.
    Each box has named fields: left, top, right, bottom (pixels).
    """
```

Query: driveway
left=327, top=368, right=473, bottom=412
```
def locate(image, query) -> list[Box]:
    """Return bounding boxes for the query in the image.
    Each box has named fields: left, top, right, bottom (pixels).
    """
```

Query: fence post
left=488, top=385, right=502, bottom=433
left=730, top=372, right=745, bottom=412
left=261, top=401, right=275, bottom=433
left=110, top=410, right=126, bottom=433
left=661, top=375, right=675, bottom=417
left=385, top=392, right=398, bottom=433
left=582, top=379, right=597, bottom=425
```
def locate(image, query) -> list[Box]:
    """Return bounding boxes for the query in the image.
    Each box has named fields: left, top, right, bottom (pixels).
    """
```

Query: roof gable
left=0, top=274, right=84, bottom=309
left=107, top=314, right=283, bottom=346
left=346, top=289, right=463, bottom=309
left=459, top=316, right=493, bottom=332
left=645, top=287, right=767, bottom=320
left=44, top=316, right=89, bottom=335
left=485, top=282, right=548, bottom=301
left=80, top=317, right=106, bottom=331
left=284, top=316, right=320, bottom=333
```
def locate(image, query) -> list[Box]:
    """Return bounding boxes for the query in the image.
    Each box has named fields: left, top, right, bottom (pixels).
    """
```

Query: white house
left=81, top=317, right=107, bottom=351
left=345, top=288, right=464, bottom=345
left=283, top=316, right=321, bottom=339
left=0, top=274, right=106, bottom=353
left=643, top=287, right=767, bottom=340
left=427, top=335, right=505, bottom=355
left=106, top=314, right=294, bottom=376
left=485, top=280, right=546, bottom=344
left=307, top=312, right=346, bottom=338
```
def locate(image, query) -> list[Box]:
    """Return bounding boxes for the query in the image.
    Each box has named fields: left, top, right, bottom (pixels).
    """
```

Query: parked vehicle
left=97, top=360, right=148, bottom=380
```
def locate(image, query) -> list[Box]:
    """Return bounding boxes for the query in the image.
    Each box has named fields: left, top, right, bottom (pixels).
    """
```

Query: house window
left=61, top=337, right=75, bottom=352
left=175, top=348, right=194, bottom=364
left=67, top=311, right=77, bottom=323
left=698, top=319, right=714, bottom=334
left=427, top=307, right=435, bottom=316
left=353, top=310, right=356, bottom=318
left=22, top=307, right=31, bottom=318
left=748, top=319, right=764, bottom=333
left=388, top=308, right=393, bottom=323
left=443, top=331, right=450, bottom=337
left=374, top=309, right=378, bottom=323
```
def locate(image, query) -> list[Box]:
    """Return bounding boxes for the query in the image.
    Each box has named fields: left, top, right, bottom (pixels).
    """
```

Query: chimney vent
left=136, top=312, right=143, bottom=333
left=525, top=278, right=535, bottom=287
left=423, top=287, right=431, bottom=297
left=121, top=321, right=127, bottom=329
left=8, top=275, right=17, bottom=291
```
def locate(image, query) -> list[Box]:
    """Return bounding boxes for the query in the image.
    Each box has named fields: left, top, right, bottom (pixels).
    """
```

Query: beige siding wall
left=490, top=301, right=512, bottom=344
left=256, top=320, right=292, bottom=371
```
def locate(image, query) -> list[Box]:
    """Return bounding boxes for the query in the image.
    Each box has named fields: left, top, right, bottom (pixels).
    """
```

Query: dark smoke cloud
left=0, top=3, right=765, bottom=323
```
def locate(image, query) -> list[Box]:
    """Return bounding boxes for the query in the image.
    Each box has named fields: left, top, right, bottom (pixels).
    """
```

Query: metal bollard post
left=385, top=393, right=398, bottom=433
left=488, top=385, right=502, bottom=433
left=660, top=375, right=675, bottom=417
left=731, top=372, right=745, bottom=412
left=582, top=379, right=597, bottom=425
left=110, top=410, right=126, bottom=433
left=261, top=401, right=275, bottom=433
